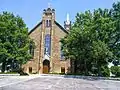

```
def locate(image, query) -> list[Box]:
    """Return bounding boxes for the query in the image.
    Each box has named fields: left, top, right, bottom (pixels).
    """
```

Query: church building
left=22, top=6, right=71, bottom=74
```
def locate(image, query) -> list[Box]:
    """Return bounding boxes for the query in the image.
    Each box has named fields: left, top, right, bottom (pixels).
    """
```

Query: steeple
left=66, top=13, right=70, bottom=25
left=64, top=13, right=71, bottom=31
left=42, top=0, right=55, bottom=30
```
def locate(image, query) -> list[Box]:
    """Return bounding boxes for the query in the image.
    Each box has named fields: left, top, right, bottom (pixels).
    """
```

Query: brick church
left=22, top=6, right=72, bottom=74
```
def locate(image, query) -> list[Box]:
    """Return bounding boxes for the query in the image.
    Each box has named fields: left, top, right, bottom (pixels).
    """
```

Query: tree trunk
left=2, top=61, right=5, bottom=72
left=84, top=59, right=87, bottom=75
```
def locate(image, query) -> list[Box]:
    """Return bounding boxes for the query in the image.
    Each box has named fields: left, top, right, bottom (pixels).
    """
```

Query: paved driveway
left=0, top=75, right=120, bottom=90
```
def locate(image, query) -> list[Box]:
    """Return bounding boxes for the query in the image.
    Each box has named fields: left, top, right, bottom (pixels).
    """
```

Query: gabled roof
left=28, top=21, right=68, bottom=35
left=54, top=21, right=68, bottom=34
left=28, top=21, right=42, bottom=35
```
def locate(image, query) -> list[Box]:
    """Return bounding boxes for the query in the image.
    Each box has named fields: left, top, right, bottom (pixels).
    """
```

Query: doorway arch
left=43, top=60, right=50, bottom=74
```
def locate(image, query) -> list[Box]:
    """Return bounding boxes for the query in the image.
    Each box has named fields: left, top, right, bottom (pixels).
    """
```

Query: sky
left=0, top=0, right=119, bottom=31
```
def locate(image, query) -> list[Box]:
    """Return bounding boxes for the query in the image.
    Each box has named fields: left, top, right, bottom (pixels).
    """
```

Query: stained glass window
left=44, top=34, right=51, bottom=55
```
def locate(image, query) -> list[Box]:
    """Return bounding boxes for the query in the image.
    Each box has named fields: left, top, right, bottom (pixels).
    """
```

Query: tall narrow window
left=44, top=34, right=51, bottom=55
left=46, top=20, right=49, bottom=27
left=46, top=20, right=51, bottom=27
left=29, top=43, right=34, bottom=57
left=49, top=20, right=51, bottom=27
left=60, top=44, right=65, bottom=60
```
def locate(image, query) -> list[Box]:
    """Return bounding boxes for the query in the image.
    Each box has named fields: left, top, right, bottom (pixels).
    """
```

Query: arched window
left=46, top=20, right=51, bottom=27
left=44, top=34, right=51, bottom=55
left=29, top=42, right=34, bottom=57
left=46, top=20, right=49, bottom=27
left=60, top=44, right=65, bottom=60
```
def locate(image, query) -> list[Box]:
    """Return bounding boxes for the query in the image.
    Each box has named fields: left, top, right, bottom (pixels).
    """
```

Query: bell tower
left=42, top=2, right=55, bottom=26
left=40, top=2, right=55, bottom=74
left=64, top=13, right=71, bottom=31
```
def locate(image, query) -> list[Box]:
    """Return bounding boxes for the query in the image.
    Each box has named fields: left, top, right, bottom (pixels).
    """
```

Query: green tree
left=0, top=12, right=33, bottom=72
left=110, top=2, right=120, bottom=63
left=61, top=8, right=114, bottom=76
left=111, top=66, right=120, bottom=77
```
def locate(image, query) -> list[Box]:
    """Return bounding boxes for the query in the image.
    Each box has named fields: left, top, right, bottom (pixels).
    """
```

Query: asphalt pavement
left=0, top=75, right=120, bottom=90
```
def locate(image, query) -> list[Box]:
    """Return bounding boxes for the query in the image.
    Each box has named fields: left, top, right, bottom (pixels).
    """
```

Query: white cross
left=48, top=0, right=52, bottom=8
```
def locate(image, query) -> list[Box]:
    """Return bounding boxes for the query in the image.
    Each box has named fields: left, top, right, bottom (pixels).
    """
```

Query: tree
left=111, top=66, right=120, bottom=77
left=61, top=8, right=114, bottom=76
left=110, top=2, right=120, bottom=63
left=0, top=12, right=33, bottom=72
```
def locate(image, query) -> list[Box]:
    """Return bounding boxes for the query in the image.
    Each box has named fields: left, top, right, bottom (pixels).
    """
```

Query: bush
left=17, top=68, right=29, bottom=76
left=111, top=66, right=120, bottom=77
left=101, top=66, right=110, bottom=77
left=32, top=72, right=37, bottom=74
left=49, top=72, right=66, bottom=75
left=0, top=72, right=18, bottom=74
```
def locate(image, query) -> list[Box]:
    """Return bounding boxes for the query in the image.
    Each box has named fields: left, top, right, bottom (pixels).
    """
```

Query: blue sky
left=0, top=0, right=119, bottom=30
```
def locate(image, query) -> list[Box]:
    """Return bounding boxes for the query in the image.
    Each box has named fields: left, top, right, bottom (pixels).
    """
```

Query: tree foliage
left=0, top=12, right=33, bottom=69
left=61, top=2, right=120, bottom=76
left=111, top=66, right=120, bottom=77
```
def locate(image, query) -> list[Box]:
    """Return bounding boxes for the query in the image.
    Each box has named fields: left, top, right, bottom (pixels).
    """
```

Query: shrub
left=101, top=66, right=110, bottom=77
left=111, top=66, right=120, bottom=77
left=0, top=72, right=18, bottom=74
left=17, top=68, right=29, bottom=76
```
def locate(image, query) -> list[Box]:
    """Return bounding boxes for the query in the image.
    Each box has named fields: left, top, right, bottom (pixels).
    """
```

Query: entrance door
left=43, top=65, right=49, bottom=73
left=43, top=60, right=50, bottom=74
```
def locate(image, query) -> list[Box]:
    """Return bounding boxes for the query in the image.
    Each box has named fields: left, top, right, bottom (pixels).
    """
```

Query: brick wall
left=23, top=8, right=71, bottom=74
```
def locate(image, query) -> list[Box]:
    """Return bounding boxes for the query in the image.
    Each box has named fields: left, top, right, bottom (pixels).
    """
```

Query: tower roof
left=43, top=3, right=55, bottom=14
left=29, top=21, right=68, bottom=35
left=66, top=13, right=70, bottom=25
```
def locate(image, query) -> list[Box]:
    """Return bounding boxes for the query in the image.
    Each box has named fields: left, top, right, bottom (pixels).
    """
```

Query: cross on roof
left=48, top=0, right=52, bottom=8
